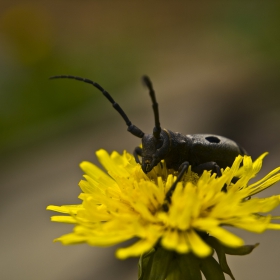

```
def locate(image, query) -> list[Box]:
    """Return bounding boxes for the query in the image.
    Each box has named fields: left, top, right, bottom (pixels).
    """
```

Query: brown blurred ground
left=1, top=1, right=280, bottom=280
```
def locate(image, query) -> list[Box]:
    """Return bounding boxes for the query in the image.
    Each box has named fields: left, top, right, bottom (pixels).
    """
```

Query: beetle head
left=141, top=131, right=169, bottom=173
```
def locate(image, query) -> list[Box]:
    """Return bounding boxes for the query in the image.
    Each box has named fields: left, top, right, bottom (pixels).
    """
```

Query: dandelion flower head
left=47, top=149, right=280, bottom=259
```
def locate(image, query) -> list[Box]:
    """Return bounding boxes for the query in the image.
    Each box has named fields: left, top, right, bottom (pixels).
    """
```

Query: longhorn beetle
left=50, top=75, right=247, bottom=208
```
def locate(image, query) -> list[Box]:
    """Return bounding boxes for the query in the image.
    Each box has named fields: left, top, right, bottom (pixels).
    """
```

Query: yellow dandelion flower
left=47, top=150, right=280, bottom=263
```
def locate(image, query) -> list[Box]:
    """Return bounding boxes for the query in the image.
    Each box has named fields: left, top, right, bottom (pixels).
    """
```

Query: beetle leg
left=192, top=162, right=222, bottom=177
left=163, top=161, right=190, bottom=212
left=193, top=162, right=230, bottom=192
left=221, top=176, right=240, bottom=193
left=133, top=146, right=143, bottom=164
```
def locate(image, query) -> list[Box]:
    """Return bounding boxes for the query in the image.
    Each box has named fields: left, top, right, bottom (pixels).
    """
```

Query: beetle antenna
left=142, top=76, right=161, bottom=139
left=49, top=75, right=145, bottom=138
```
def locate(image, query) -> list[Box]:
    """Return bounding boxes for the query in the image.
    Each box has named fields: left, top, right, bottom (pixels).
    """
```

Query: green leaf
left=138, top=248, right=156, bottom=280
left=165, top=258, right=181, bottom=280
left=207, top=237, right=235, bottom=280
left=224, top=243, right=259, bottom=255
left=200, top=256, right=226, bottom=280
left=166, top=254, right=202, bottom=280
left=178, top=254, right=203, bottom=280
left=139, top=247, right=174, bottom=280
left=139, top=248, right=203, bottom=280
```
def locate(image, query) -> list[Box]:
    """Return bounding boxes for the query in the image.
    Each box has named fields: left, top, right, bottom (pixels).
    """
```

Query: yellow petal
left=267, top=224, right=280, bottom=230
left=80, top=160, right=115, bottom=185
left=176, top=232, right=190, bottom=254
left=161, top=229, right=180, bottom=250
left=96, top=149, right=130, bottom=177
left=187, top=230, right=212, bottom=257
left=207, top=227, right=244, bottom=247
left=51, top=216, right=76, bottom=223
left=47, top=205, right=82, bottom=214
left=116, top=238, right=156, bottom=259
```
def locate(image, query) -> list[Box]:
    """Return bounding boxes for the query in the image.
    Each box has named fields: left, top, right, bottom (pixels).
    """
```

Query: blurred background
left=1, top=1, right=280, bottom=279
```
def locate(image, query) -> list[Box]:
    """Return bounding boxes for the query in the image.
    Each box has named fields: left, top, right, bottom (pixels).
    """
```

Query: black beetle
left=50, top=75, right=247, bottom=204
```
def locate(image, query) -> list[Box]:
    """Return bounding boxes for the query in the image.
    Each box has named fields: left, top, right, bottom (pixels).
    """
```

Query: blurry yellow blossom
left=47, top=150, right=280, bottom=261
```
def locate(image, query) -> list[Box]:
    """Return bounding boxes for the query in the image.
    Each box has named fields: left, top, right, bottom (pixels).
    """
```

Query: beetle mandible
left=50, top=75, right=247, bottom=205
